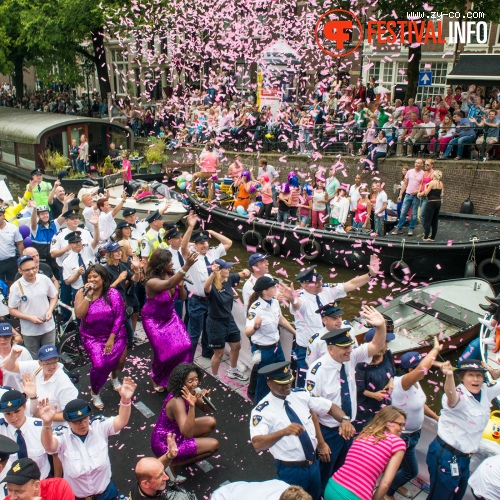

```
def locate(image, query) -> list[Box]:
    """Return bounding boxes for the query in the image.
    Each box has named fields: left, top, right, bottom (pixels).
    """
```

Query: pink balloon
left=19, top=225, right=30, bottom=239
left=23, top=237, right=33, bottom=247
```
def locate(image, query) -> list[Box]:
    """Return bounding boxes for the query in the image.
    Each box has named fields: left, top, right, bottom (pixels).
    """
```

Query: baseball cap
left=5, top=458, right=41, bottom=485
left=37, top=345, right=59, bottom=361
left=248, top=253, right=269, bottom=267
left=17, top=256, right=34, bottom=268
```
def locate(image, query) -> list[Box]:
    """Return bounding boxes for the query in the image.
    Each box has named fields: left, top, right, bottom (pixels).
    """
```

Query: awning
left=447, top=55, right=500, bottom=86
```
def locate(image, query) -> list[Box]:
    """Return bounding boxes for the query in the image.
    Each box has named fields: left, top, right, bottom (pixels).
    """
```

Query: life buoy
left=477, top=258, right=500, bottom=284
left=136, top=195, right=157, bottom=204
left=261, top=237, right=280, bottom=256
left=390, top=260, right=411, bottom=283
left=300, top=240, right=321, bottom=261
left=464, top=261, right=476, bottom=278
left=242, top=230, right=262, bottom=249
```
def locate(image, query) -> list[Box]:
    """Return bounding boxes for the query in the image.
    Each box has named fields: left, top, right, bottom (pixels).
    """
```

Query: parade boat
left=480, top=317, right=500, bottom=406
left=187, top=191, right=500, bottom=284
left=78, top=180, right=188, bottom=224
left=348, top=277, right=494, bottom=357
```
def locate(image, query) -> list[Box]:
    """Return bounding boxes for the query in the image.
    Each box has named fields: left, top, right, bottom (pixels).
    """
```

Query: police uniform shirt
left=53, top=416, right=119, bottom=498
left=51, top=227, right=93, bottom=267
left=305, top=343, right=371, bottom=427
left=98, top=212, right=117, bottom=243
left=438, top=381, right=500, bottom=454
left=306, top=321, right=351, bottom=367
left=185, top=244, right=226, bottom=297
left=0, top=222, right=23, bottom=260
left=18, top=361, right=78, bottom=427
left=62, top=247, right=97, bottom=290
left=469, top=454, right=500, bottom=500
left=140, top=229, right=161, bottom=258
left=250, top=389, right=332, bottom=461
left=290, top=284, right=347, bottom=348
left=0, top=417, right=51, bottom=479
left=131, top=220, right=148, bottom=242
left=167, top=245, right=184, bottom=274
left=0, top=346, right=32, bottom=391
left=8, top=275, right=58, bottom=336
left=242, top=273, right=272, bottom=308
left=211, top=480, right=289, bottom=500
left=246, top=298, right=281, bottom=346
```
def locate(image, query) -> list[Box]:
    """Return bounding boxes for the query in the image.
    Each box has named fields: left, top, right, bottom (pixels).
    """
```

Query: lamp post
left=81, top=59, right=94, bottom=117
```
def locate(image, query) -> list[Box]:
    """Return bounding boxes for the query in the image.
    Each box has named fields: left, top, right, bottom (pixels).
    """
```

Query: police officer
left=306, top=302, right=350, bottom=367
left=305, top=305, right=387, bottom=493
left=140, top=211, right=165, bottom=262
left=180, top=212, right=232, bottom=358
left=0, top=390, right=50, bottom=479
left=245, top=276, right=295, bottom=404
left=426, top=359, right=500, bottom=500
left=39, top=378, right=137, bottom=500
left=281, top=256, right=380, bottom=388
left=27, top=170, right=51, bottom=208
left=62, top=226, right=100, bottom=299
left=250, top=362, right=349, bottom=500
left=50, top=209, right=96, bottom=319
left=122, top=208, right=148, bottom=243
left=164, top=225, right=189, bottom=323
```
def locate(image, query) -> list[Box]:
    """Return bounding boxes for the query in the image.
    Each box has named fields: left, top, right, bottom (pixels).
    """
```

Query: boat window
left=17, top=143, right=36, bottom=169
left=1, top=140, right=15, bottom=165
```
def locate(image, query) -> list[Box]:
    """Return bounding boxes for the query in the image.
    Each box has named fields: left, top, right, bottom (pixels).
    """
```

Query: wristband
left=178, top=268, right=187, bottom=275
left=85, top=296, right=92, bottom=302
left=42, top=426, right=52, bottom=430
left=30, top=396, right=38, bottom=400
left=120, top=400, right=132, bottom=406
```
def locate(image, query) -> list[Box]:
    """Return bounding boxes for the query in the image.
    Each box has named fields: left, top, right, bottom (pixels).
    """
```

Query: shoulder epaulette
left=291, top=388, right=306, bottom=393
left=309, top=333, right=319, bottom=344
left=251, top=301, right=260, bottom=309
left=0, top=418, right=7, bottom=426
left=33, top=420, right=42, bottom=427
left=54, top=425, right=68, bottom=435
left=310, top=362, right=322, bottom=374
left=91, top=414, right=106, bottom=423
left=255, top=401, right=269, bottom=412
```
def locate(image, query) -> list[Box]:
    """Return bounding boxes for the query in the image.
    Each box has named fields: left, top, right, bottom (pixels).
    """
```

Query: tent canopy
left=447, top=55, right=500, bottom=87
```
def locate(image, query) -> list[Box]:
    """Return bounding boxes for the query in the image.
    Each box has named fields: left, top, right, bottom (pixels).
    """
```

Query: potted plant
left=39, top=150, right=70, bottom=176
left=139, top=162, right=149, bottom=174
left=144, top=137, right=166, bottom=174
left=102, top=156, right=114, bottom=176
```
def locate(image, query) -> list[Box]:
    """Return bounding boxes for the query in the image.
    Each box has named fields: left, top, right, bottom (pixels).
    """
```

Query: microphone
left=183, top=277, right=193, bottom=285
left=195, top=387, right=217, bottom=412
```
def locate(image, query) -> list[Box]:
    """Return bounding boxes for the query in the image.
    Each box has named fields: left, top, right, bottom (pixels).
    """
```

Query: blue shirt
left=457, top=118, right=476, bottom=137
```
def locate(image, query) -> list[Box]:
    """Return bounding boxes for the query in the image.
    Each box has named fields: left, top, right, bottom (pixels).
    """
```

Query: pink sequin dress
left=151, top=393, right=197, bottom=461
left=142, top=286, right=193, bottom=388
left=80, top=288, right=127, bottom=394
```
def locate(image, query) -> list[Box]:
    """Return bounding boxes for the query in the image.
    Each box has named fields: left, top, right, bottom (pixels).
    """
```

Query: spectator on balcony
left=430, top=114, right=454, bottom=157
left=404, top=113, right=436, bottom=157
left=470, top=109, right=500, bottom=161
left=440, top=111, right=476, bottom=161
left=397, top=112, right=421, bottom=156
left=403, top=98, right=420, bottom=119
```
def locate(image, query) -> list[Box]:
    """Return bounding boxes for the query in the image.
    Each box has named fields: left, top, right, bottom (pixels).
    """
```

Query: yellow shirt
left=5, top=189, right=33, bottom=226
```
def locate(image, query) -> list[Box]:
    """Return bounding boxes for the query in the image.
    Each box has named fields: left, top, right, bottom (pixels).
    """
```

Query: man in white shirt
left=373, top=182, right=388, bottom=237
left=180, top=212, right=232, bottom=358
left=122, top=208, right=148, bottom=243
left=96, top=193, right=126, bottom=243
left=348, top=175, right=361, bottom=224
left=0, top=207, right=24, bottom=286
left=8, top=256, right=58, bottom=359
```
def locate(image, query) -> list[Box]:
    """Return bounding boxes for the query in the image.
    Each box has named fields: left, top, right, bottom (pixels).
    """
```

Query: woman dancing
left=75, top=264, right=127, bottom=409
left=151, top=363, right=219, bottom=482
left=142, top=248, right=198, bottom=392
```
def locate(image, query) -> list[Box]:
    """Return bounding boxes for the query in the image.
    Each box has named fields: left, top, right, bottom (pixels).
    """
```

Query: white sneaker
left=165, top=467, right=186, bottom=484
left=227, top=369, right=249, bottom=381
left=110, top=377, right=122, bottom=391
left=91, top=393, right=104, bottom=409
left=478, top=317, right=495, bottom=331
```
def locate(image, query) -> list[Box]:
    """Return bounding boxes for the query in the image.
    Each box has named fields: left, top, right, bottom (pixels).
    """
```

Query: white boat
left=348, top=278, right=494, bottom=358
left=77, top=181, right=187, bottom=225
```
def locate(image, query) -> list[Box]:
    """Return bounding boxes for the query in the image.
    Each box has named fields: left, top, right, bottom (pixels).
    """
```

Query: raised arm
left=89, top=211, right=100, bottom=250
left=207, top=229, right=232, bottom=252
left=111, top=191, right=127, bottom=218
left=361, top=305, right=387, bottom=357
left=441, top=361, right=460, bottom=408
left=146, top=252, right=198, bottom=295
left=1, top=345, right=23, bottom=373
left=113, top=377, right=137, bottom=432
left=343, top=255, right=379, bottom=293
left=180, top=211, right=197, bottom=260
left=38, top=399, right=60, bottom=453
left=48, top=180, right=60, bottom=206
left=204, top=263, right=219, bottom=294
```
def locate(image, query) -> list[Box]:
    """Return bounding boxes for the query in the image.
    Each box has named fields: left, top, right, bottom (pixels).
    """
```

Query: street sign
left=418, top=71, right=433, bottom=86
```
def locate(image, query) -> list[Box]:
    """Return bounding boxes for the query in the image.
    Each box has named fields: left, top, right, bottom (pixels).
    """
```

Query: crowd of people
left=0, top=131, right=498, bottom=499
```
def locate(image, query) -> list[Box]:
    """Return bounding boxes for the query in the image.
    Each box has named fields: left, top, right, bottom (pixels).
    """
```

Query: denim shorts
left=299, top=215, right=310, bottom=224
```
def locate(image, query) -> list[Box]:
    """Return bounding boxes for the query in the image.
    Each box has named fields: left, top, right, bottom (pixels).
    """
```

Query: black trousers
left=423, top=201, right=441, bottom=239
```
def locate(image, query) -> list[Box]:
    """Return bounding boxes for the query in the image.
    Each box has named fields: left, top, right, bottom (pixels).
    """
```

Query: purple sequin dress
left=80, top=288, right=127, bottom=394
left=142, top=286, right=192, bottom=387
left=151, top=393, right=197, bottom=461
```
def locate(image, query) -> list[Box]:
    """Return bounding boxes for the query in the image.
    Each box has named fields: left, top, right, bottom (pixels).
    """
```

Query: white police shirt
left=306, top=321, right=351, bottom=367
left=469, top=454, right=500, bottom=500
left=290, top=284, right=346, bottom=348
left=130, top=220, right=148, bottom=241
left=52, top=415, right=119, bottom=498
left=167, top=245, right=184, bottom=274
left=18, top=361, right=78, bottom=426
left=0, top=222, right=23, bottom=260
left=242, top=273, right=272, bottom=308
left=185, top=244, right=226, bottom=297
left=51, top=227, right=93, bottom=267
left=62, top=246, right=97, bottom=290
left=211, top=480, right=289, bottom=500
left=0, top=345, right=32, bottom=391
left=305, top=343, right=371, bottom=427
left=0, top=416, right=51, bottom=479
left=438, top=381, right=500, bottom=454
left=250, top=388, right=332, bottom=461
left=246, top=298, right=281, bottom=346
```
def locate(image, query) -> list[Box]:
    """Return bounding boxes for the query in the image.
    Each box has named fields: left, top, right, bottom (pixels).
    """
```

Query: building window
left=380, top=63, right=393, bottom=84
left=416, top=62, right=449, bottom=103
left=17, top=143, right=36, bottom=169
left=1, top=140, right=15, bottom=165
left=396, top=62, right=408, bottom=83
left=368, top=61, right=381, bottom=82
left=111, top=49, right=128, bottom=95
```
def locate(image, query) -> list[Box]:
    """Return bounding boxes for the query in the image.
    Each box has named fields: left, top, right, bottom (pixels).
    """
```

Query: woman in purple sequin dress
left=75, top=264, right=127, bottom=409
left=151, top=363, right=219, bottom=479
left=142, top=248, right=197, bottom=391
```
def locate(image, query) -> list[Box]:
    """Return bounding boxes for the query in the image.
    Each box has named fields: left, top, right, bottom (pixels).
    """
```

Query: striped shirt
left=290, top=187, right=301, bottom=208
left=333, top=432, right=406, bottom=500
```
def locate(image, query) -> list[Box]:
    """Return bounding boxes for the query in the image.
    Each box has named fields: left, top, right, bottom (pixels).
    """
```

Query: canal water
left=0, top=170, right=476, bottom=411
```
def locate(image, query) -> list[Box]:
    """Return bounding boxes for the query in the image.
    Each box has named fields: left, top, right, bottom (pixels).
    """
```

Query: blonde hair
left=117, top=239, right=132, bottom=262
left=141, top=183, right=149, bottom=191
left=81, top=193, right=93, bottom=203
left=357, top=406, right=406, bottom=444
left=433, top=170, right=443, bottom=181
left=212, top=270, right=223, bottom=291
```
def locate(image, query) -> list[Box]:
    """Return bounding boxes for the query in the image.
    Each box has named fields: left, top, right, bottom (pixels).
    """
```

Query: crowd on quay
left=0, top=163, right=499, bottom=500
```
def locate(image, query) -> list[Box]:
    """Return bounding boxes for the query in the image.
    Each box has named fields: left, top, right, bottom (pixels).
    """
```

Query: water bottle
left=252, top=349, right=262, bottom=364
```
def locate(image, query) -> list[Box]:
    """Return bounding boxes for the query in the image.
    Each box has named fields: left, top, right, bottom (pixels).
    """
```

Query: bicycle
left=54, top=301, right=89, bottom=371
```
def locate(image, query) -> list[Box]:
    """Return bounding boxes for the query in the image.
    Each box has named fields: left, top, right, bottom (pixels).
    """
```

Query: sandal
left=454, top=157, right=462, bottom=160
left=91, top=392, right=104, bottom=410
left=153, top=384, right=165, bottom=393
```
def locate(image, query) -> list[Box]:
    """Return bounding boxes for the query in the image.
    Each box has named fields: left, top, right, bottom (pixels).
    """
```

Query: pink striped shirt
left=290, top=187, right=300, bottom=207
left=333, top=432, right=406, bottom=500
